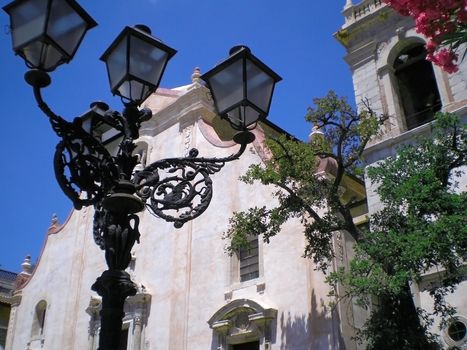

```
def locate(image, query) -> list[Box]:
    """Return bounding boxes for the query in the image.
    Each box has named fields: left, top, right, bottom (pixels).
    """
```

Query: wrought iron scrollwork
left=133, top=143, right=247, bottom=228
left=93, top=204, right=141, bottom=270
left=32, top=84, right=119, bottom=210
left=53, top=129, right=119, bottom=210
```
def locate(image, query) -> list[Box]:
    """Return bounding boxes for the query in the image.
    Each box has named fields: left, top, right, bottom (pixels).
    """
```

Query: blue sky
left=0, top=0, right=355, bottom=272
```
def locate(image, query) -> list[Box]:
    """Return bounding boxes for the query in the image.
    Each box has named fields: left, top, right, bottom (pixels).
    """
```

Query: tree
left=383, top=0, right=467, bottom=73
left=224, top=91, right=467, bottom=349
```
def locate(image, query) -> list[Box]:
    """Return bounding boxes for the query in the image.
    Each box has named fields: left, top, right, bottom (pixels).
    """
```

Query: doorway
left=232, top=341, right=260, bottom=350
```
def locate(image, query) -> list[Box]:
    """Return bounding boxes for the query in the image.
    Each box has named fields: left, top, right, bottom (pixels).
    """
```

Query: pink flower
left=415, top=12, right=431, bottom=35
left=428, top=48, right=459, bottom=73
left=384, top=0, right=465, bottom=74
left=425, top=40, right=438, bottom=53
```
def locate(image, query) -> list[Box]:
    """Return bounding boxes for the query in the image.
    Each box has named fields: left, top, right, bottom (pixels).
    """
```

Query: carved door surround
left=208, top=299, right=277, bottom=350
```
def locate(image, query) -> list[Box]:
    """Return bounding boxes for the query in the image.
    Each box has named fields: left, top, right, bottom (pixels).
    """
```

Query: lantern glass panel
left=129, top=35, right=169, bottom=87
left=105, top=38, right=127, bottom=92
left=48, top=0, right=89, bottom=55
left=227, top=105, right=261, bottom=129
left=207, top=58, right=243, bottom=114
left=8, top=0, right=47, bottom=50
left=25, top=40, right=63, bottom=70
left=246, top=59, right=275, bottom=113
left=118, top=80, right=151, bottom=103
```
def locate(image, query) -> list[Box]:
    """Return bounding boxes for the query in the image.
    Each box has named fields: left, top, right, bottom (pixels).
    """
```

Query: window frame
left=393, top=43, right=442, bottom=131
left=229, top=234, right=264, bottom=289
left=30, top=300, right=47, bottom=340
left=238, top=236, right=260, bottom=283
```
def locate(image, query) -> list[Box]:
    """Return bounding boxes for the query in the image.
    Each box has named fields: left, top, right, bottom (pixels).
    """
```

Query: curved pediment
left=208, top=298, right=277, bottom=337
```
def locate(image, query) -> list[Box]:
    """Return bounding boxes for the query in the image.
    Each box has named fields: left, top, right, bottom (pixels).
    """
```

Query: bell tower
left=336, top=1, right=467, bottom=348
left=336, top=0, right=467, bottom=207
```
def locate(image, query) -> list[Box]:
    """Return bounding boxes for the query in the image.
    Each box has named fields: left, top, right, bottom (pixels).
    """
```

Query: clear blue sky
left=0, top=0, right=355, bottom=272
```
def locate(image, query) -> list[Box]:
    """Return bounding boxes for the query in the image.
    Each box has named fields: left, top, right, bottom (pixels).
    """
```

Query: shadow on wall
left=280, top=290, right=345, bottom=350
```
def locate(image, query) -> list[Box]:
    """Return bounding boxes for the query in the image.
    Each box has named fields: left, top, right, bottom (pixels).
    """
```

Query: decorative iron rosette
left=133, top=146, right=244, bottom=228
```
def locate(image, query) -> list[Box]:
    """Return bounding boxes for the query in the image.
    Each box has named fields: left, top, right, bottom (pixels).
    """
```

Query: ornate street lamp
left=100, top=24, right=177, bottom=105
left=200, top=45, right=282, bottom=144
left=3, top=0, right=97, bottom=72
left=4, top=0, right=281, bottom=349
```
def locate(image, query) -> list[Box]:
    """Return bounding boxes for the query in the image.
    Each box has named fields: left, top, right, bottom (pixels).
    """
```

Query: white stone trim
left=208, top=299, right=277, bottom=350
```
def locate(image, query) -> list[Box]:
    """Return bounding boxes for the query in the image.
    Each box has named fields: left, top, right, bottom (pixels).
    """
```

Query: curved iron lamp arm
left=133, top=142, right=249, bottom=228
left=28, top=71, right=118, bottom=210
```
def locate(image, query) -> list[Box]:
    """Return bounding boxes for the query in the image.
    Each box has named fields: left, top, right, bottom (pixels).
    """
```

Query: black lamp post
left=4, top=0, right=281, bottom=349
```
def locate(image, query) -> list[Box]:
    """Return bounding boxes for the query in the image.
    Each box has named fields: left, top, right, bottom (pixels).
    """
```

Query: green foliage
left=223, top=206, right=289, bottom=256
left=224, top=89, right=467, bottom=349
left=328, top=113, right=467, bottom=348
left=224, top=91, right=381, bottom=270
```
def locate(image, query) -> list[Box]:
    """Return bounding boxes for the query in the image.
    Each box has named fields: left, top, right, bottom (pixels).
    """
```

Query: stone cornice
left=363, top=113, right=467, bottom=165
left=208, top=298, right=277, bottom=329
left=140, top=85, right=215, bottom=137
left=341, top=0, right=387, bottom=29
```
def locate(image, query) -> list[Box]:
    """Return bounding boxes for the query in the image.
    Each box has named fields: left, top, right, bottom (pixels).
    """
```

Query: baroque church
left=4, top=1, right=467, bottom=349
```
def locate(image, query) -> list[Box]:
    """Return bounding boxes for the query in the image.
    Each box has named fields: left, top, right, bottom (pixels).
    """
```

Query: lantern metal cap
left=134, top=24, right=151, bottom=34
left=229, top=45, right=251, bottom=55
left=99, top=25, right=176, bottom=63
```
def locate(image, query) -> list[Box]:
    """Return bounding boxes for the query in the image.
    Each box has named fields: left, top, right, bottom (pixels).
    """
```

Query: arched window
left=443, top=315, right=467, bottom=348
left=31, top=300, right=47, bottom=339
left=393, top=43, right=441, bottom=130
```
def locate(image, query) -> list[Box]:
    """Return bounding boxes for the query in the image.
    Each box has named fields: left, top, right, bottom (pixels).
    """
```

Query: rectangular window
left=239, top=236, right=259, bottom=282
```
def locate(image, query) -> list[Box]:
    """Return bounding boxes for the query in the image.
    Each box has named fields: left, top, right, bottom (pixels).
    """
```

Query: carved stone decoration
left=376, top=41, right=387, bottom=60
left=208, top=299, right=277, bottom=348
left=335, top=231, right=345, bottom=263
left=126, top=291, right=152, bottom=350
left=86, top=291, right=152, bottom=350
left=234, top=312, right=250, bottom=332
left=14, top=256, right=33, bottom=290
left=86, top=296, right=102, bottom=346
left=183, top=125, right=194, bottom=157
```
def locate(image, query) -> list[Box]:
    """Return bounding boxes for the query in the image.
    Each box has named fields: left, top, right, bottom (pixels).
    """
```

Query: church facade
left=6, top=73, right=363, bottom=350
left=5, top=1, right=467, bottom=350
